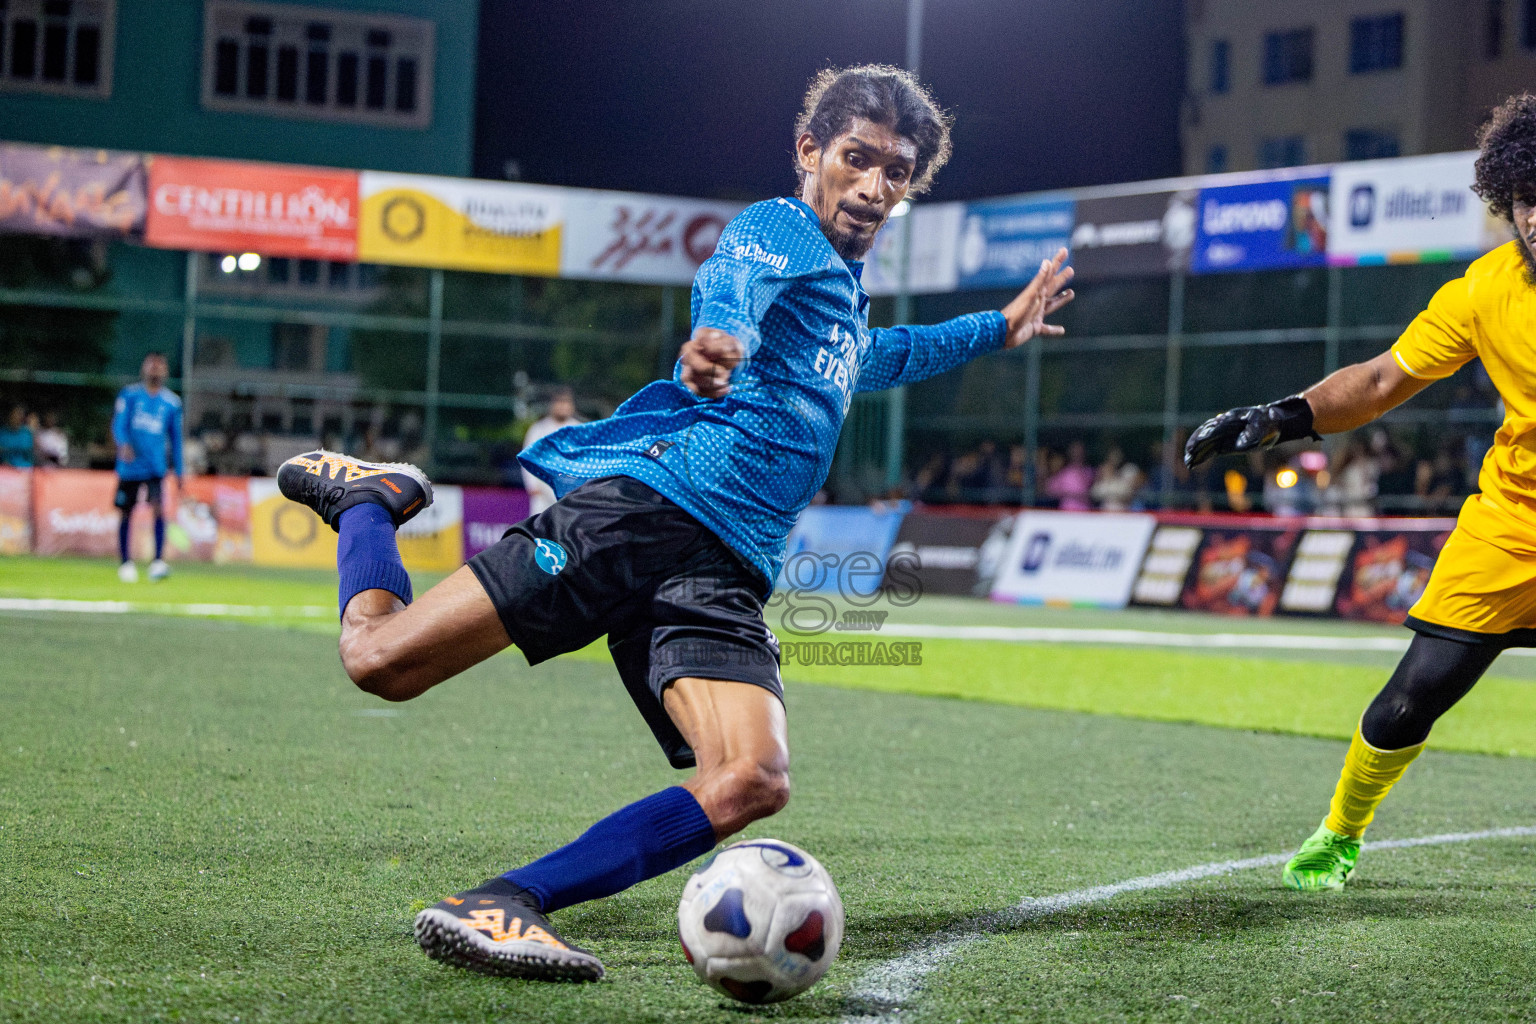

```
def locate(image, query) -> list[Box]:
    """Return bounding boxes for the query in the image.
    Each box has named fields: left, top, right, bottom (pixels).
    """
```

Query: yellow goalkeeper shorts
left=1408, top=493, right=1536, bottom=643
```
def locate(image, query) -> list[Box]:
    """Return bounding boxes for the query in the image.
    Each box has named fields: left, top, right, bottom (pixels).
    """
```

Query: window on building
left=1486, top=0, right=1505, bottom=57
left=1209, top=38, right=1230, bottom=94
left=1206, top=144, right=1229, bottom=173
left=1344, top=129, right=1401, bottom=161
left=1259, top=135, right=1307, bottom=169
left=0, top=0, right=114, bottom=97
left=1263, top=28, right=1313, bottom=84
left=203, top=1, right=434, bottom=128
left=1350, top=13, right=1404, bottom=72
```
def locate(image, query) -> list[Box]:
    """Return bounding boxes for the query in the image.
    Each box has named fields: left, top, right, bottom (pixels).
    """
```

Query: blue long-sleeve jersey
left=521, top=197, right=1007, bottom=586
left=112, top=383, right=183, bottom=480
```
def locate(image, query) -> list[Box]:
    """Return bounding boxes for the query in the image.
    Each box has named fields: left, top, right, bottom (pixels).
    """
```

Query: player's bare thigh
left=665, top=677, right=790, bottom=840
left=339, top=565, right=512, bottom=702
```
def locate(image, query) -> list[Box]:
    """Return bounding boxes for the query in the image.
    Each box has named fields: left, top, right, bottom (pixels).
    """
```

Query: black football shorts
left=467, top=475, right=781, bottom=769
left=114, top=476, right=163, bottom=510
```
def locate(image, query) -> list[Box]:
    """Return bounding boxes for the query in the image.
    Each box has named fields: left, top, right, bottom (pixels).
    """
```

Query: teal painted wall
left=0, top=0, right=477, bottom=175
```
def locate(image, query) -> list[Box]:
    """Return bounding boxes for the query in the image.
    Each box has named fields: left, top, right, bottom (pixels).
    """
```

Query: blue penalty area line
left=877, top=623, right=1536, bottom=658
left=0, top=597, right=333, bottom=618
left=841, top=824, right=1536, bottom=1024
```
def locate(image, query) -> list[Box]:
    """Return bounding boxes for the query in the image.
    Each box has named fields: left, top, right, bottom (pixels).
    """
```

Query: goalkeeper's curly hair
left=1474, top=93, right=1536, bottom=221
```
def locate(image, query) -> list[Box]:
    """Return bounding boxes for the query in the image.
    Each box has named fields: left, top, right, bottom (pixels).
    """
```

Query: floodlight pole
left=884, top=0, right=923, bottom=492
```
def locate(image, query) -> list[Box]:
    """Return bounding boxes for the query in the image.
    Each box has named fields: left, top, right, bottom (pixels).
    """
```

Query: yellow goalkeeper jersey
left=1391, top=240, right=1536, bottom=525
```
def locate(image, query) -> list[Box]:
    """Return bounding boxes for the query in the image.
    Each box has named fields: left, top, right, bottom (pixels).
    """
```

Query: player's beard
left=811, top=176, right=882, bottom=262
left=1519, top=223, right=1536, bottom=286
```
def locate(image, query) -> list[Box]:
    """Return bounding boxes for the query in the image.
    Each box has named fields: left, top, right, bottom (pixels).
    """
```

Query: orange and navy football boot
left=276, top=450, right=433, bottom=531
left=415, top=879, right=604, bottom=981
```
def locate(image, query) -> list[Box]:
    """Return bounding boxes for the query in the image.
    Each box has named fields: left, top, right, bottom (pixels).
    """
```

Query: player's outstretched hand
left=680, top=328, right=745, bottom=399
left=1183, top=395, right=1320, bottom=468
left=1001, top=248, right=1075, bottom=349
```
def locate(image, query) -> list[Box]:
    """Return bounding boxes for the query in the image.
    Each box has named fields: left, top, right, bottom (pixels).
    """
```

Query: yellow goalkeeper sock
left=1323, top=725, right=1424, bottom=839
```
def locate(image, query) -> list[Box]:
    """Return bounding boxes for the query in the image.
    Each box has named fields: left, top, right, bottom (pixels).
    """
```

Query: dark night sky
left=474, top=0, right=1187, bottom=203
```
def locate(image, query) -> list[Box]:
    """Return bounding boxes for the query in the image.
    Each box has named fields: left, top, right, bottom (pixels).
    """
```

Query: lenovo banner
left=146, top=156, right=358, bottom=259
left=0, top=143, right=146, bottom=238
left=953, top=196, right=1075, bottom=291
left=881, top=508, right=1015, bottom=597
left=560, top=191, right=744, bottom=285
left=1068, top=190, right=1197, bottom=280
left=990, top=510, right=1156, bottom=607
left=358, top=172, right=563, bottom=275
left=1328, top=151, right=1501, bottom=265
left=1191, top=175, right=1330, bottom=274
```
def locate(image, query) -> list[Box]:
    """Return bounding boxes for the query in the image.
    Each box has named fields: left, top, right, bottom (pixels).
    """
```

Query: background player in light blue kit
left=112, top=351, right=182, bottom=583
left=276, top=64, right=1075, bottom=981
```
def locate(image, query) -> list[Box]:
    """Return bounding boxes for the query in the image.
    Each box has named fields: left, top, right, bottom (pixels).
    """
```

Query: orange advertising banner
left=145, top=155, right=358, bottom=259
left=0, top=467, right=30, bottom=554
left=33, top=468, right=134, bottom=557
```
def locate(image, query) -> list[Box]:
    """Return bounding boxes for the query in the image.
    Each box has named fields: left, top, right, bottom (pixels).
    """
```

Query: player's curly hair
left=1473, top=93, right=1536, bottom=221
left=793, top=65, right=952, bottom=196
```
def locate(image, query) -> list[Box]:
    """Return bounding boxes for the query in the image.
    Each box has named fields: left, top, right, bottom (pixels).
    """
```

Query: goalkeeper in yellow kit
left=1186, top=93, right=1536, bottom=890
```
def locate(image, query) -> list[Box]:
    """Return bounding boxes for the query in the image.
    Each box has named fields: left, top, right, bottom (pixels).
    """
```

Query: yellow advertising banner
left=357, top=171, right=563, bottom=275
left=248, top=479, right=463, bottom=572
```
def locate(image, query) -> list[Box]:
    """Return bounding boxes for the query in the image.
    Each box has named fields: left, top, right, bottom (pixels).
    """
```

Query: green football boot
left=1282, top=820, right=1361, bottom=890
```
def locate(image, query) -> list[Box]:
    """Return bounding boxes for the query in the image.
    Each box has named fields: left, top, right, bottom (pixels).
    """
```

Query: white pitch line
left=0, top=597, right=333, bottom=618
left=840, top=824, right=1536, bottom=1023
left=877, top=623, right=1536, bottom=657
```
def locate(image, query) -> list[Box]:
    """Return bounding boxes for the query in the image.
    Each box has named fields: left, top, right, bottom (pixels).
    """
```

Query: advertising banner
left=1327, top=151, right=1499, bottom=265
left=175, top=475, right=252, bottom=563
left=145, top=156, right=358, bottom=259
left=1130, top=524, right=1204, bottom=606
left=358, top=172, right=563, bottom=275
left=881, top=508, right=1015, bottom=597
left=462, top=486, right=531, bottom=561
left=249, top=478, right=463, bottom=571
left=862, top=202, right=965, bottom=296
left=1176, top=523, right=1303, bottom=617
left=1333, top=522, right=1455, bottom=623
left=0, top=143, right=146, bottom=238
left=0, top=467, right=30, bottom=554
left=1191, top=175, right=1330, bottom=274
left=990, top=510, right=1156, bottom=607
left=778, top=504, right=908, bottom=594
left=1068, top=190, right=1197, bottom=280
left=560, top=190, right=743, bottom=286
left=953, top=196, right=1075, bottom=291
left=33, top=469, right=138, bottom=557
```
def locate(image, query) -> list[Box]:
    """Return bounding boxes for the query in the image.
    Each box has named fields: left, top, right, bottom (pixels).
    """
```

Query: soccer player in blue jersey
left=277, top=64, right=1075, bottom=981
left=112, top=352, right=183, bottom=583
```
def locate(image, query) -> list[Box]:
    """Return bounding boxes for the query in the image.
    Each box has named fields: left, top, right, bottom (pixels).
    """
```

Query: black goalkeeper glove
left=1183, top=395, right=1321, bottom=468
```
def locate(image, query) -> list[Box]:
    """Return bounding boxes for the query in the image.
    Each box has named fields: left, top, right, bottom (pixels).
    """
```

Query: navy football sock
left=503, top=786, right=716, bottom=913
left=336, top=503, right=412, bottom=619
left=117, top=511, right=131, bottom=564
left=153, top=515, right=165, bottom=560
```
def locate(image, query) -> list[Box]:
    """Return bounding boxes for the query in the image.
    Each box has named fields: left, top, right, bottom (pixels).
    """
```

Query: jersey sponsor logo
left=645, top=439, right=675, bottom=459
left=533, top=538, right=569, bottom=575
left=730, top=240, right=789, bottom=272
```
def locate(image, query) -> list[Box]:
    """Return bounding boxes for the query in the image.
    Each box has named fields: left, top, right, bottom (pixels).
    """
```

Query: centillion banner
left=358, top=171, right=564, bottom=275
left=248, top=479, right=463, bottom=572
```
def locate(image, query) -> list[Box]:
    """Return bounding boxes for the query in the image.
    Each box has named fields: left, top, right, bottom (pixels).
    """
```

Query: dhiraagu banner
left=358, top=172, right=564, bottom=275
left=248, top=478, right=464, bottom=572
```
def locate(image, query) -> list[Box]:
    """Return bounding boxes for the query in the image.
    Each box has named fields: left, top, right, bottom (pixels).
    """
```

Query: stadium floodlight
left=890, top=199, right=912, bottom=218
left=220, top=255, right=238, bottom=273
left=237, top=252, right=262, bottom=272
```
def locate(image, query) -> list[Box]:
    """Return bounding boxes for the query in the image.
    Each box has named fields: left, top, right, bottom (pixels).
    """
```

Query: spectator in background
left=0, top=405, right=32, bottom=467
left=1045, top=440, right=1094, bottom=511
left=911, top=451, right=950, bottom=502
left=521, top=386, right=584, bottom=514
left=34, top=411, right=67, bottom=467
left=1371, top=428, right=1415, bottom=501
left=1091, top=445, right=1144, bottom=511
left=1416, top=444, right=1465, bottom=514
left=1330, top=439, right=1381, bottom=517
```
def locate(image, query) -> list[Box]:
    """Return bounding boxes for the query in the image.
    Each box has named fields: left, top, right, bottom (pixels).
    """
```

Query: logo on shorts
left=533, top=538, right=568, bottom=575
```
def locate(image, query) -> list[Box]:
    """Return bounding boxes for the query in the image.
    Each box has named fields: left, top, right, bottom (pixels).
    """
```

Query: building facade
left=1184, top=0, right=1536, bottom=174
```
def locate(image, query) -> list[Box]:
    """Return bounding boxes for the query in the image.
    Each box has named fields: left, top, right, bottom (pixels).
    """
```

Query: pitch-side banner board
left=861, top=202, right=966, bottom=296
left=559, top=190, right=744, bottom=286
left=1191, top=174, right=1330, bottom=274
left=953, top=197, right=1075, bottom=291
left=0, top=467, right=29, bottom=554
left=1068, top=190, right=1197, bottom=280
left=0, top=143, right=146, bottom=238
left=145, top=156, right=358, bottom=259
left=249, top=478, right=463, bottom=571
left=1328, top=151, right=1503, bottom=265
left=989, top=510, right=1156, bottom=607
left=358, top=172, right=563, bottom=275
left=880, top=508, right=1016, bottom=597
left=778, top=504, right=908, bottom=594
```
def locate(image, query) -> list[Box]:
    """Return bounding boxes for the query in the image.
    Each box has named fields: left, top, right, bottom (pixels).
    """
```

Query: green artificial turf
left=4, top=612, right=1536, bottom=1022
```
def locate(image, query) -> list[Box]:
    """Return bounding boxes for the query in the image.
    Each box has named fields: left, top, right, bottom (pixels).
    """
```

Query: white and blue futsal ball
left=677, top=838, right=844, bottom=1003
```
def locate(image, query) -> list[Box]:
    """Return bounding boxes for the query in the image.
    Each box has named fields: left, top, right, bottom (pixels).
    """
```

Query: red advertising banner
left=175, top=476, right=251, bottom=563
left=0, top=143, right=146, bottom=238
left=145, top=155, right=358, bottom=259
left=33, top=468, right=132, bottom=557
left=0, top=467, right=30, bottom=553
